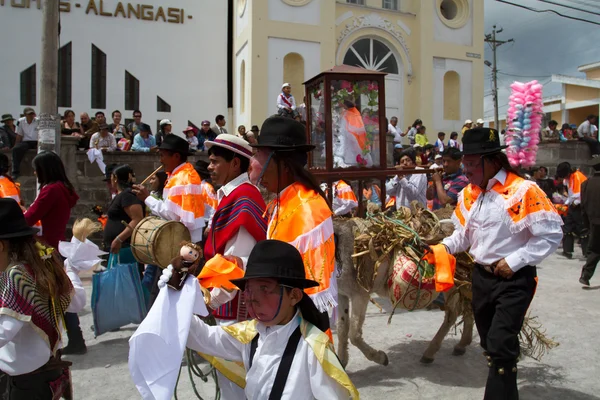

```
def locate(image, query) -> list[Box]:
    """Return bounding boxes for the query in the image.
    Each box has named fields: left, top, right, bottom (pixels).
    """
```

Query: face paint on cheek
left=248, top=157, right=263, bottom=185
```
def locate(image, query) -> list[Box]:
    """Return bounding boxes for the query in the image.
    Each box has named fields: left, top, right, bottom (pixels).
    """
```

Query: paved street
left=69, top=251, right=600, bottom=399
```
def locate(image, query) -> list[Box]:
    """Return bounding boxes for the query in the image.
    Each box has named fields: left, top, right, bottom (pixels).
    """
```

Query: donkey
left=334, top=218, right=475, bottom=367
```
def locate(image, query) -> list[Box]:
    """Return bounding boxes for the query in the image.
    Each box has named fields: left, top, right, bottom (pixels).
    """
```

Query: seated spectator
left=184, top=126, right=198, bottom=151
left=11, top=107, right=38, bottom=179
left=559, top=123, right=573, bottom=141
left=246, top=131, right=258, bottom=145
left=276, top=83, right=299, bottom=119
left=156, top=119, right=172, bottom=147
left=90, top=124, right=117, bottom=152
left=211, top=115, right=228, bottom=136
left=542, top=120, right=560, bottom=142
left=131, top=124, right=157, bottom=152
left=237, top=125, right=246, bottom=138
left=109, top=110, right=131, bottom=141
left=426, top=147, right=469, bottom=210
left=95, top=111, right=107, bottom=127
left=448, top=131, right=460, bottom=148
left=61, top=109, right=83, bottom=138
left=475, top=118, right=484, bottom=128
left=415, top=125, right=429, bottom=146
left=0, top=114, right=17, bottom=150
left=249, top=125, right=260, bottom=137
left=577, top=115, right=600, bottom=158
left=434, top=132, right=445, bottom=153
left=431, top=154, right=443, bottom=169
left=423, top=144, right=435, bottom=165
left=198, top=120, right=216, bottom=151
left=386, top=148, right=427, bottom=208
left=79, top=112, right=99, bottom=149
left=532, top=166, right=555, bottom=199
left=128, top=110, right=151, bottom=137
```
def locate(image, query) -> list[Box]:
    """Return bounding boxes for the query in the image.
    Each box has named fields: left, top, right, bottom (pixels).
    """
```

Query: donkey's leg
left=420, top=291, right=459, bottom=364
left=337, top=293, right=351, bottom=368
left=349, top=293, right=389, bottom=366
left=453, top=301, right=474, bottom=356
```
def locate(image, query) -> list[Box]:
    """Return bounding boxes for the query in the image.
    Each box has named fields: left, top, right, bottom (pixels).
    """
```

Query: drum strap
left=248, top=326, right=302, bottom=400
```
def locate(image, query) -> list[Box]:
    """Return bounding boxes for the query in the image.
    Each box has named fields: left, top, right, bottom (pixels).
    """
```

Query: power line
left=564, top=0, right=600, bottom=11
left=498, top=72, right=552, bottom=79
left=535, top=0, right=600, bottom=16
left=495, top=0, right=600, bottom=26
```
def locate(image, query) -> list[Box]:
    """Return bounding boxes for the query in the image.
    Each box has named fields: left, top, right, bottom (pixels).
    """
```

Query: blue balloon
left=513, top=122, right=522, bottom=128
left=520, top=142, right=529, bottom=148
left=524, top=124, right=532, bottom=131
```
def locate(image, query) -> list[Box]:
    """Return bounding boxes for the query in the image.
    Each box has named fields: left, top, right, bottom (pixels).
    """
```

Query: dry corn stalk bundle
left=433, top=205, right=455, bottom=221
left=519, top=315, right=559, bottom=361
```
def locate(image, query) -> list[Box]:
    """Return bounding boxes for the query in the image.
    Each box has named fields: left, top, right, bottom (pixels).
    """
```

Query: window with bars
left=383, top=0, right=398, bottom=10
left=91, top=44, right=106, bottom=109
left=346, top=0, right=365, bottom=5
left=58, top=42, right=72, bottom=108
left=20, top=64, right=36, bottom=106
left=124, top=71, right=140, bottom=111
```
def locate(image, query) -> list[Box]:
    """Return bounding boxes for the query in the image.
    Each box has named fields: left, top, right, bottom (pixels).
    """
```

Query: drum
left=131, top=216, right=191, bottom=268
left=387, top=250, right=437, bottom=310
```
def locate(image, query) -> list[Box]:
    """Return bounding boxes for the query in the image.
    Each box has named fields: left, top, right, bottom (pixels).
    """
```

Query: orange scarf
left=567, top=170, right=587, bottom=197
left=453, top=171, right=562, bottom=233
left=163, top=163, right=206, bottom=228
left=266, top=183, right=336, bottom=311
left=0, top=176, right=21, bottom=203
left=344, top=107, right=367, bottom=151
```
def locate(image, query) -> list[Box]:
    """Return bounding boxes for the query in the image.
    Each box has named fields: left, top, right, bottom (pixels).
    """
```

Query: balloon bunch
left=505, top=80, right=543, bottom=168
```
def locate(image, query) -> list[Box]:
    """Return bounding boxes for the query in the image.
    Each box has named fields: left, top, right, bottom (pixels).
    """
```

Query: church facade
left=0, top=0, right=483, bottom=139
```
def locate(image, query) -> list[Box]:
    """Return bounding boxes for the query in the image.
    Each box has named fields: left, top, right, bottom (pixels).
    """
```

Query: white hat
left=246, top=131, right=255, bottom=137
left=476, top=118, right=484, bottom=125
left=282, top=83, right=291, bottom=89
left=464, top=119, right=473, bottom=125
left=160, top=119, right=172, bottom=126
left=413, top=144, right=422, bottom=148
left=434, top=154, right=442, bottom=160
left=205, top=134, right=253, bottom=159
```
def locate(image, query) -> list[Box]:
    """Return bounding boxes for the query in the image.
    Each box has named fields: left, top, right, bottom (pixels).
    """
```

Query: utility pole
left=484, top=26, right=513, bottom=132
left=39, top=0, right=61, bottom=155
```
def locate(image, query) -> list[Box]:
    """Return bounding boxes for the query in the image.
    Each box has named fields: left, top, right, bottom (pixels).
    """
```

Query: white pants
left=215, top=318, right=246, bottom=400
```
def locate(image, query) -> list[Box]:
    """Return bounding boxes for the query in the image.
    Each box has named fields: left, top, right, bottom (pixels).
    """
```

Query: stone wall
left=535, top=141, right=595, bottom=177
left=2, top=137, right=209, bottom=225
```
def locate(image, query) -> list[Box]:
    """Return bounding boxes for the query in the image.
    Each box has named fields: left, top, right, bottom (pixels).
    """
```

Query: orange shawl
left=163, top=163, right=207, bottom=229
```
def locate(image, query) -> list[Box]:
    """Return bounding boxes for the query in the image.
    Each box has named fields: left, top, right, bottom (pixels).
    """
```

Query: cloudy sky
left=483, top=0, right=600, bottom=120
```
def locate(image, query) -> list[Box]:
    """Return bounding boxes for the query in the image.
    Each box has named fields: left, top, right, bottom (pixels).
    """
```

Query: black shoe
left=62, top=342, right=87, bottom=355
left=579, top=277, right=591, bottom=287
left=562, top=251, right=573, bottom=259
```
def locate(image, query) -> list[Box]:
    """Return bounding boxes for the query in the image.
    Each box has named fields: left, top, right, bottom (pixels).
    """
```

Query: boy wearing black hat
left=182, top=240, right=357, bottom=399
left=432, top=128, right=563, bottom=400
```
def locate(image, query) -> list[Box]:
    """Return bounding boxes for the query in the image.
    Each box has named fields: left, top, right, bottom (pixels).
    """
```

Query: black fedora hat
left=159, top=134, right=193, bottom=156
left=0, top=199, right=39, bottom=239
left=230, top=240, right=319, bottom=290
left=103, top=163, right=118, bottom=182
left=195, top=160, right=210, bottom=180
left=251, top=116, right=314, bottom=152
left=462, top=127, right=507, bottom=156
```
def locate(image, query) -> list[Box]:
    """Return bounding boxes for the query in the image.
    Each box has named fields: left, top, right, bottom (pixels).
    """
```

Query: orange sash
left=199, top=254, right=245, bottom=291
left=266, top=183, right=336, bottom=311
left=453, top=172, right=562, bottom=233
left=163, top=163, right=206, bottom=229
left=423, top=244, right=456, bottom=292
left=566, top=170, right=587, bottom=203
left=0, top=176, right=21, bottom=203
left=344, top=108, right=367, bottom=151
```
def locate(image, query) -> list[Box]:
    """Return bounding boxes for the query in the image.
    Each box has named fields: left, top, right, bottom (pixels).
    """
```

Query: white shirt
left=435, top=138, right=445, bottom=153
left=209, top=174, right=259, bottom=310
left=145, top=163, right=205, bottom=243
left=386, top=168, right=428, bottom=208
left=577, top=120, right=591, bottom=138
left=442, top=169, right=563, bottom=272
left=332, top=181, right=358, bottom=217
left=186, top=312, right=350, bottom=400
left=389, top=124, right=403, bottom=144
left=0, top=264, right=86, bottom=375
left=16, top=117, right=39, bottom=142
left=277, top=93, right=297, bottom=111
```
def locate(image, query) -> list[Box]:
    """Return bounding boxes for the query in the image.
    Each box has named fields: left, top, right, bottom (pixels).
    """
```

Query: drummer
left=202, top=134, right=268, bottom=399
left=133, top=135, right=210, bottom=245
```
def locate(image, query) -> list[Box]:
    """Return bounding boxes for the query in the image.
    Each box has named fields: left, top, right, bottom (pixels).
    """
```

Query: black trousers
left=8, top=368, right=62, bottom=400
left=579, top=137, right=600, bottom=156
left=563, top=205, right=589, bottom=255
left=11, top=141, right=37, bottom=175
left=581, top=225, right=600, bottom=282
left=472, top=265, right=537, bottom=400
left=64, top=312, right=84, bottom=346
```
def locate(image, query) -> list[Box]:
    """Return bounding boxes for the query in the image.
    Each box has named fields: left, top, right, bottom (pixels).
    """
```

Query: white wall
left=268, top=0, right=321, bottom=25
left=432, top=57, right=473, bottom=132
left=433, top=0, right=473, bottom=47
left=0, top=0, right=228, bottom=132
left=266, top=37, right=321, bottom=120
left=235, top=41, right=250, bottom=129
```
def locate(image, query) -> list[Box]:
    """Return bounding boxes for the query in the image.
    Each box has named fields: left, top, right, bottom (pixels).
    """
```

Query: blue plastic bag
left=91, top=248, right=148, bottom=336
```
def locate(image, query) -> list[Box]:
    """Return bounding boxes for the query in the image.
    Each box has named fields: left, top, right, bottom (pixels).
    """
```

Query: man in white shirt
left=386, top=148, right=427, bottom=208
left=389, top=116, right=404, bottom=164
left=440, top=127, right=563, bottom=400
left=11, top=107, right=38, bottom=179
left=577, top=114, right=600, bottom=158
left=203, top=134, right=268, bottom=399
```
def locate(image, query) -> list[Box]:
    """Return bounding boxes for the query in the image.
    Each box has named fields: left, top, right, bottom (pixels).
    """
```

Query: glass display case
left=304, top=65, right=390, bottom=216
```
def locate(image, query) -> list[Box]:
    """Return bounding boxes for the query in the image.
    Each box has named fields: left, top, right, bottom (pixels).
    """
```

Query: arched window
left=343, top=38, right=398, bottom=74
left=283, top=53, right=305, bottom=99
left=240, top=60, right=246, bottom=113
left=443, top=71, right=460, bottom=120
